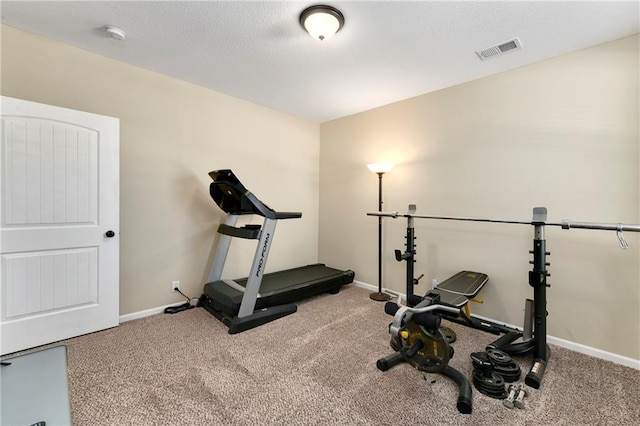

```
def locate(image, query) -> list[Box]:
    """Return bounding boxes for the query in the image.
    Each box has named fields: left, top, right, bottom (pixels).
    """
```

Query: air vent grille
left=476, top=38, right=522, bottom=60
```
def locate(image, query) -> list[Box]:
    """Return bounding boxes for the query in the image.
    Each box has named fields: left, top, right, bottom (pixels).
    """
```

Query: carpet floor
left=15, top=285, right=640, bottom=425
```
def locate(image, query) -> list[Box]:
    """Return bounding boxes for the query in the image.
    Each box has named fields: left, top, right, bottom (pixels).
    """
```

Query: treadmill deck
left=201, top=263, right=355, bottom=316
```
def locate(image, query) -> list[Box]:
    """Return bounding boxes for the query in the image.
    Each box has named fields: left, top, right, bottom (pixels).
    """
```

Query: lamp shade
left=367, top=163, right=394, bottom=174
left=300, top=5, right=344, bottom=41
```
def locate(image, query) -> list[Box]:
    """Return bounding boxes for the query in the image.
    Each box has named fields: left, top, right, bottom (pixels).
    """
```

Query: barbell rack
left=367, top=205, right=638, bottom=389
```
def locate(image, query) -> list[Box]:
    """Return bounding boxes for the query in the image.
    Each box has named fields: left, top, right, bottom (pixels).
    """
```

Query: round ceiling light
left=299, top=5, right=344, bottom=41
left=105, top=25, right=126, bottom=41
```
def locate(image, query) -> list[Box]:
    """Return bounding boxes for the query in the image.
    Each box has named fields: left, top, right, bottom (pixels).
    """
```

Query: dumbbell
left=514, top=385, right=529, bottom=409
left=502, top=384, right=518, bottom=409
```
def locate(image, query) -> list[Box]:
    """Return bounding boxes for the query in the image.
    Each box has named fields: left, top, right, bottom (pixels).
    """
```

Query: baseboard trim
left=120, top=306, right=168, bottom=322
left=545, top=334, right=640, bottom=370
left=352, top=280, right=640, bottom=370
left=119, top=300, right=196, bottom=323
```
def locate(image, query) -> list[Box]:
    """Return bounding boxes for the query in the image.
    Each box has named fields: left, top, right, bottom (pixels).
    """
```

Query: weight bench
left=428, top=270, right=488, bottom=317
left=427, top=270, right=535, bottom=355
left=424, top=271, right=532, bottom=344
left=426, top=271, right=513, bottom=335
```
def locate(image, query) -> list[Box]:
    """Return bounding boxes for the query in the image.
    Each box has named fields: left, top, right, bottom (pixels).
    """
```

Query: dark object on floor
left=377, top=295, right=473, bottom=414
left=164, top=302, right=195, bottom=314
left=470, top=349, right=524, bottom=399
left=198, top=169, right=354, bottom=333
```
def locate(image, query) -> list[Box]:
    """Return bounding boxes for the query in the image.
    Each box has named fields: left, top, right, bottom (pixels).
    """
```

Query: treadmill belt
left=235, top=264, right=348, bottom=297
left=201, top=263, right=355, bottom=317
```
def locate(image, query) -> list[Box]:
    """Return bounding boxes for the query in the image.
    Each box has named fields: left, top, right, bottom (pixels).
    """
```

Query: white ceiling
left=1, top=1, right=638, bottom=123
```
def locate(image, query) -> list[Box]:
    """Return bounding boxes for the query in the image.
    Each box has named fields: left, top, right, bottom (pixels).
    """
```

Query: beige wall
left=1, top=25, right=321, bottom=315
left=320, top=35, right=639, bottom=360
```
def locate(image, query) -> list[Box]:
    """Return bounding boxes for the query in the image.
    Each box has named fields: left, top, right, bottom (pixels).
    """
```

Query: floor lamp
left=367, top=163, right=394, bottom=301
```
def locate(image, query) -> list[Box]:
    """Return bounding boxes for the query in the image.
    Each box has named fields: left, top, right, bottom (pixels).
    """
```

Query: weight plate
left=402, top=321, right=450, bottom=373
left=472, top=368, right=507, bottom=399
left=470, top=351, right=491, bottom=370
left=499, top=340, right=534, bottom=356
left=439, top=326, right=457, bottom=344
left=486, top=348, right=512, bottom=365
left=494, top=362, right=521, bottom=382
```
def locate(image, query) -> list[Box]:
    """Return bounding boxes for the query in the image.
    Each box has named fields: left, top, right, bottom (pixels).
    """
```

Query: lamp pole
left=367, top=163, right=393, bottom=301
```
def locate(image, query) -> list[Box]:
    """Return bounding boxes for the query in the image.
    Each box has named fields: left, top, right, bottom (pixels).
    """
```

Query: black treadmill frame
left=198, top=169, right=354, bottom=333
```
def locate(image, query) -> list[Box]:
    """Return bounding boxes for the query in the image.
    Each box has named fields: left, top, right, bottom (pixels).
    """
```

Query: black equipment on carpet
left=376, top=294, right=473, bottom=414
left=198, top=169, right=354, bottom=334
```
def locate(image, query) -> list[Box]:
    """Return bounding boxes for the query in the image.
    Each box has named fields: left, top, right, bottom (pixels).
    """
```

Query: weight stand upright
left=525, top=207, right=551, bottom=388
left=394, top=206, right=422, bottom=307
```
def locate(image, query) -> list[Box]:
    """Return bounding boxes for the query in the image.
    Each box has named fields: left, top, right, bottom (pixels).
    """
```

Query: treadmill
left=198, top=169, right=355, bottom=334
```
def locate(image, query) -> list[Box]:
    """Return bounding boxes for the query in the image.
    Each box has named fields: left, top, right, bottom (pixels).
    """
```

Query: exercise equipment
left=427, top=271, right=527, bottom=343
left=513, top=384, right=529, bottom=409
left=470, top=349, right=521, bottom=400
left=376, top=294, right=473, bottom=414
left=392, top=207, right=515, bottom=333
left=470, top=351, right=508, bottom=399
left=391, top=205, right=532, bottom=352
left=430, top=270, right=488, bottom=317
left=484, top=348, right=521, bottom=382
left=369, top=204, right=640, bottom=389
left=503, top=384, right=519, bottom=409
left=198, top=169, right=355, bottom=334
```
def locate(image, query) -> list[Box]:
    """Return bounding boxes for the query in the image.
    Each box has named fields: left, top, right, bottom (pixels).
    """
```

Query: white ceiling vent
left=476, top=38, right=522, bottom=60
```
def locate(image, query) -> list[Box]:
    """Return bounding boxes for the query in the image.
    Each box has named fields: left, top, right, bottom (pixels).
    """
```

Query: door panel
left=3, top=248, right=98, bottom=318
left=1, top=96, right=119, bottom=355
left=3, top=119, right=98, bottom=225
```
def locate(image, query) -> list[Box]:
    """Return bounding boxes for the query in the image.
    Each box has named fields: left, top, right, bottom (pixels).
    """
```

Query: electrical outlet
left=172, top=281, right=180, bottom=292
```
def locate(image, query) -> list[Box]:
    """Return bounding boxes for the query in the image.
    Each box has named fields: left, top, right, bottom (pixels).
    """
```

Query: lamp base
left=369, top=291, right=392, bottom=302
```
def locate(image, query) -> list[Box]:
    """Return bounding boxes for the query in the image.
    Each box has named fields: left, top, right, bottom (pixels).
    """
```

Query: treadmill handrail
left=208, top=169, right=302, bottom=220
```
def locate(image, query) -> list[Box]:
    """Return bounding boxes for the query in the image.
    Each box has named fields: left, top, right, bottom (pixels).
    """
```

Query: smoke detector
left=105, top=25, right=126, bottom=41
left=476, top=38, right=522, bottom=60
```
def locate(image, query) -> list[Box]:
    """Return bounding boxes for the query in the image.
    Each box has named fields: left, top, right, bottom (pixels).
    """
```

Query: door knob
left=105, top=230, right=116, bottom=238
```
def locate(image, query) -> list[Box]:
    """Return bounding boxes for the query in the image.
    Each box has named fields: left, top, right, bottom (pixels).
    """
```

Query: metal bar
left=208, top=214, right=239, bottom=282
left=554, top=220, right=640, bottom=232
left=366, top=211, right=640, bottom=232
left=367, top=211, right=400, bottom=218
left=239, top=217, right=277, bottom=317
left=377, top=174, right=383, bottom=292
left=405, top=216, right=416, bottom=305
left=367, top=211, right=531, bottom=225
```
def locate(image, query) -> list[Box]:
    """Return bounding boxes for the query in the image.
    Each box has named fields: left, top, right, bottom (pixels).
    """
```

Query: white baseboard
left=119, top=305, right=169, bottom=322
left=352, top=280, right=640, bottom=370
left=119, top=300, right=197, bottom=323
left=546, top=334, right=640, bottom=370
left=354, top=279, right=405, bottom=299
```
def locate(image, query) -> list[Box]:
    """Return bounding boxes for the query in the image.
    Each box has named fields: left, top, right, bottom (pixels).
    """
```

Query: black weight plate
left=472, top=368, right=505, bottom=387
left=470, top=351, right=491, bottom=369
left=473, top=383, right=507, bottom=399
left=486, top=348, right=513, bottom=365
left=439, top=326, right=457, bottom=344
left=493, top=361, right=519, bottom=373
left=494, top=362, right=521, bottom=382
left=472, top=369, right=507, bottom=399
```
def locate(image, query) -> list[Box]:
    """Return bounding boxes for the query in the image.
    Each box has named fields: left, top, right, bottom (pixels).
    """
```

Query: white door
left=0, top=96, right=119, bottom=355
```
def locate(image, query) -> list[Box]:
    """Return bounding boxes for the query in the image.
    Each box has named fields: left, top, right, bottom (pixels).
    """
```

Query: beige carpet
left=41, top=285, right=640, bottom=424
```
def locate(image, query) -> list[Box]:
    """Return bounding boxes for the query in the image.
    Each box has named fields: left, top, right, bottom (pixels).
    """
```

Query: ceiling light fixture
left=299, top=5, right=344, bottom=41
left=105, top=25, right=126, bottom=41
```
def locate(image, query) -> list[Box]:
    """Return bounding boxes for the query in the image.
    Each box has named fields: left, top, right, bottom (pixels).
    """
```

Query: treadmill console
left=208, top=169, right=301, bottom=220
